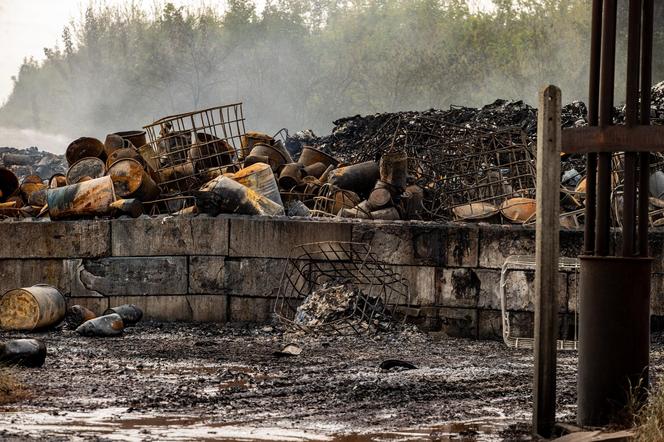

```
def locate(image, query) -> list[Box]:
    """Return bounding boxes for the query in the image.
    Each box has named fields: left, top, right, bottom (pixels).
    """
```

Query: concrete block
left=107, top=295, right=227, bottom=322
left=405, top=306, right=442, bottom=331
left=189, top=256, right=226, bottom=294
left=66, top=297, right=110, bottom=316
left=478, top=309, right=503, bottom=340
left=476, top=268, right=567, bottom=312
left=391, top=265, right=436, bottom=306
left=222, top=258, right=287, bottom=297
left=439, top=307, right=478, bottom=339
left=229, top=296, right=274, bottom=323
left=351, top=221, right=478, bottom=267
left=436, top=268, right=480, bottom=308
left=0, top=220, right=110, bottom=258
left=68, top=257, right=187, bottom=297
left=478, top=225, right=535, bottom=269
left=228, top=216, right=352, bottom=258
left=475, top=269, right=503, bottom=310
left=111, top=216, right=229, bottom=256
left=0, top=259, right=69, bottom=295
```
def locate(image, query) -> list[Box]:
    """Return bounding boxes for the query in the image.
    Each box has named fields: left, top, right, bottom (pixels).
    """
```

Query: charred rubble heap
left=3, top=81, right=664, bottom=226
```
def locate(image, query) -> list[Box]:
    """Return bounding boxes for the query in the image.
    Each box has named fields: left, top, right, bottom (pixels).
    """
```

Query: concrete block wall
left=2, top=215, right=664, bottom=339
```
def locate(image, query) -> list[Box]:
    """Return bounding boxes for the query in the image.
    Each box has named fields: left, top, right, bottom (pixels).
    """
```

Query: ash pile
left=275, top=242, right=412, bottom=336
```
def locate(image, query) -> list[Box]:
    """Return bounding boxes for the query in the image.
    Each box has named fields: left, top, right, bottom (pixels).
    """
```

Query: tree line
left=1, top=0, right=663, bottom=139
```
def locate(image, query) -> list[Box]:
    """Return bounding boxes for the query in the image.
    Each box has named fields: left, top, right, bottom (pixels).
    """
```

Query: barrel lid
left=108, top=158, right=144, bottom=197
left=66, top=157, right=107, bottom=185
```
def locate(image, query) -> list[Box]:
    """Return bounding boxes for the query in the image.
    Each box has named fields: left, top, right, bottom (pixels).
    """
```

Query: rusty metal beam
left=562, top=126, right=664, bottom=154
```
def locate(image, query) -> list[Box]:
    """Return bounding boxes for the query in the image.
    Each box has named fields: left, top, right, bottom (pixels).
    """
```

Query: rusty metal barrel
left=379, top=150, right=408, bottom=190
left=66, top=137, right=106, bottom=166
left=298, top=146, right=339, bottom=169
left=107, top=158, right=160, bottom=201
left=278, top=163, right=303, bottom=190
left=327, top=161, right=380, bottom=197
left=47, top=175, right=116, bottom=220
left=0, top=167, right=19, bottom=202
left=249, top=143, right=289, bottom=172
left=0, top=285, right=66, bottom=331
left=104, top=134, right=132, bottom=158
left=76, top=313, right=124, bottom=337
left=49, top=173, right=67, bottom=189
left=232, top=162, right=283, bottom=206
left=66, top=157, right=107, bottom=185
left=106, top=147, right=144, bottom=169
left=0, top=339, right=47, bottom=367
left=113, top=130, right=147, bottom=149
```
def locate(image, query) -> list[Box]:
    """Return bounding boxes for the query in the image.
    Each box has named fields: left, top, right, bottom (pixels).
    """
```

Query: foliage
left=1, top=0, right=656, bottom=138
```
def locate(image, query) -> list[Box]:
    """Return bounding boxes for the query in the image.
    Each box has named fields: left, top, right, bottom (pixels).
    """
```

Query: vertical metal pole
left=623, top=0, right=642, bottom=257
left=533, top=85, right=561, bottom=438
left=639, top=0, right=654, bottom=257
left=585, top=0, right=603, bottom=255
left=595, top=0, right=617, bottom=256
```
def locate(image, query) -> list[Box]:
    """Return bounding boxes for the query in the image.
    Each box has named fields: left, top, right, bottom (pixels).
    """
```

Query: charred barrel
left=0, top=285, right=66, bottom=331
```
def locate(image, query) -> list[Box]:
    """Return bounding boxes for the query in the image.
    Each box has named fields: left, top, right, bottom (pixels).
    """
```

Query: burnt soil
left=2, top=323, right=664, bottom=441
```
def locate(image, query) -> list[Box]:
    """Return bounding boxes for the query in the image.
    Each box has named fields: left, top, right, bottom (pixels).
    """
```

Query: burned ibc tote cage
left=143, top=103, right=246, bottom=196
left=561, top=0, right=662, bottom=426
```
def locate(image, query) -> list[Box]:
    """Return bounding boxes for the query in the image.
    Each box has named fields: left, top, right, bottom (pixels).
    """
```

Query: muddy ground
left=2, top=323, right=664, bottom=441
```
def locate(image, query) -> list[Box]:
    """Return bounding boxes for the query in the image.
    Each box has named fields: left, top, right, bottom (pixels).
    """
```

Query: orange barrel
left=232, top=162, right=283, bottom=206
left=0, top=167, right=19, bottom=202
left=66, top=137, right=106, bottom=166
left=298, top=146, right=339, bottom=169
left=47, top=176, right=116, bottom=220
left=0, top=285, right=66, bottom=330
left=66, top=157, right=106, bottom=185
left=107, top=158, right=161, bottom=201
left=106, top=147, right=144, bottom=169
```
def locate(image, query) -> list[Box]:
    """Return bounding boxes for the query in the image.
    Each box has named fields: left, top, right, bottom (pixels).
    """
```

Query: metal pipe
left=622, top=0, right=642, bottom=256
left=585, top=0, right=603, bottom=255
left=639, top=0, right=654, bottom=257
left=595, top=0, right=617, bottom=256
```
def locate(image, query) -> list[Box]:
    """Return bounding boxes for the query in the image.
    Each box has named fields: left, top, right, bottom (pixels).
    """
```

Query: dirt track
left=1, top=322, right=662, bottom=441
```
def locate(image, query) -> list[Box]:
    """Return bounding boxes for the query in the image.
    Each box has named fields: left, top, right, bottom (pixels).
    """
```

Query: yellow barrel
left=0, top=285, right=66, bottom=330
left=232, top=162, right=283, bottom=206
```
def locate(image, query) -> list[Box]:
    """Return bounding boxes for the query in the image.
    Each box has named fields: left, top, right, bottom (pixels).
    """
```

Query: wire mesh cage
left=143, top=103, right=247, bottom=196
left=418, top=129, right=536, bottom=222
left=274, top=242, right=411, bottom=335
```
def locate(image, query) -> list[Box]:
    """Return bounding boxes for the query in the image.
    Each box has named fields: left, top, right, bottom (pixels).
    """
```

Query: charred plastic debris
left=0, top=284, right=144, bottom=367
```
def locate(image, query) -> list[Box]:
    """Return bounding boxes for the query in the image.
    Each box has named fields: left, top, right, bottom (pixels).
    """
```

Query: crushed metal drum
left=109, top=198, right=143, bottom=218
left=195, top=175, right=284, bottom=216
left=76, top=313, right=124, bottom=337
left=103, top=304, right=143, bottom=326
left=0, top=285, right=66, bottom=331
left=65, top=305, right=97, bottom=330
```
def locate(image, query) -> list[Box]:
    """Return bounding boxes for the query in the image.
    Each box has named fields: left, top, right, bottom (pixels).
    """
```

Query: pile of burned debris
left=4, top=82, right=664, bottom=225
